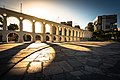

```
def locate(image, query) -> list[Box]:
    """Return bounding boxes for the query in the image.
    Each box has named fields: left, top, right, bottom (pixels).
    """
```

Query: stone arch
left=53, top=35, right=58, bottom=42
left=79, top=32, right=81, bottom=37
left=69, top=29, right=71, bottom=36
left=65, top=37, right=69, bottom=42
left=0, top=33, right=2, bottom=42
left=70, top=37, right=73, bottom=41
left=7, top=32, right=20, bottom=43
left=46, top=35, right=52, bottom=42
left=23, top=19, right=32, bottom=32
left=80, top=31, right=84, bottom=38
left=59, top=36, right=64, bottom=42
left=74, top=37, right=77, bottom=41
left=7, top=16, right=20, bottom=31
left=0, top=15, right=3, bottom=30
left=45, top=24, right=51, bottom=34
left=35, top=22, right=43, bottom=33
left=53, top=26, right=56, bottom=35
left=35, top=35, right=42, bottom=41
left=76, top=31, right=78, bottom=37
left=73, top=30, right=74, bottom=36
left=64, top=28, right=67, bottom=36
left=77, top=37, right=80, bottom=41
left=59, top=27, right=62, bottom=35
left=23, top=33, right=33, bottom=42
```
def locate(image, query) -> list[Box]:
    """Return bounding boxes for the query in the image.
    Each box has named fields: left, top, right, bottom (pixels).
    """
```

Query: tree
left=86, top=22, right=94, bottom=32
left=8, top=23, right=19, bottom=30
left=0, top=16, right=3, bottom=28
left=0, top=17, right=3, bottom=23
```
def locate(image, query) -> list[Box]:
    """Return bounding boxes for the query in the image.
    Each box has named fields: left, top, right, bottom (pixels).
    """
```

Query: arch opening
left=7, top=17, right=20, bottom=31
left=46, top=35, right=50, bottom=41
left=23, top=34, right=32, bottom=42
left=7, top=32, right=19, bottom=42
left=59, top=27, right=62, bottom=35
left=70, top=37, right=73, bottom=41
left=53, top=26, right=56, bottom=35
left=35, top=22, right=42, bottom=33
left=59, top=36, right=64, bottom=42
left=45, top=24, right=51, bottom=34
left=64, top=28, right=67, bottom=36
left=0, top=15, right=3, bottom=30
left=69, top=30, right=71, bottom=36
left=53, top=36, right=56, bottom=41
left=35, top=35, right=41, bottom=41
left=23, top=19, right=32, bottom=32
left=73, top=30, right=74, bottom=36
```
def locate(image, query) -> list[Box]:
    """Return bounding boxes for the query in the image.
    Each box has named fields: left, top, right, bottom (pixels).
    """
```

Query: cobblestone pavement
left=0, top=41, right=120, bottom=80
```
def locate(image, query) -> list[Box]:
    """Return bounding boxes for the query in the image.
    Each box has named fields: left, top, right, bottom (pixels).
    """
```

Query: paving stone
left=100, top=63, right=114, bottom=69
left=86, top=59, right=102, bottom=67
left=14, top=62, right=29, bottom=68
left=58, top=61, right=73, bottom=72
left=27, top=62, right=42, bottom=73
left=65, top=73, right=77, bottom=80
left=52, top=74, right=66, bottom=80
left=43, top=62, right=63, bottom=75
left=85, top=65, right=103, bottom=74
left=23, top=73, right=35, bottom=80
left=9, top=57, right=23, bottom=63
left=61, top=49, right=76, bottom=54
left=1, top=68, right=27, bottom=80
left=26, top=53, right=40, bottom=59
left=23, top=58, right=34, bottom=62
left=75, top=52, right=91, bottom=56
left=67, top=59, right=83, bottom=68
left=70, top=71, right=84, bottom=79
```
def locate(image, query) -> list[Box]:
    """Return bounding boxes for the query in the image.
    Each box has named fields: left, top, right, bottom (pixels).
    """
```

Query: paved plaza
left=0, top=41, right=120, bottom=80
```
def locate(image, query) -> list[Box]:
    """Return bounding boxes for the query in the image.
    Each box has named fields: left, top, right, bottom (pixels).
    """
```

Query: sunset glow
left=0, top=0, right=120, bottom=28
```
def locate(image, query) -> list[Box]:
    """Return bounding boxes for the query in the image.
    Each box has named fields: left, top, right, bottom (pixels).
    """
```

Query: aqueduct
left=0, top=7, right=92, bottom=43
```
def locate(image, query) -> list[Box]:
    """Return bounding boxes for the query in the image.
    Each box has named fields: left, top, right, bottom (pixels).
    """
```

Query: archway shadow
left=0, top=43, right=31, bottom=78
left=43, top=42, right=120, bottom=80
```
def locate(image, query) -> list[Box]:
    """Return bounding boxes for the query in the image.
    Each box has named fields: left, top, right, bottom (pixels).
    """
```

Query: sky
left=0, top=0, right=120, bottom=29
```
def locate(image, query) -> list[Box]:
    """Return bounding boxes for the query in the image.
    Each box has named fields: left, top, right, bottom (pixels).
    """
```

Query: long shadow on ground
left=44, top=42, right=120, bottom=80
left=0, top=42, right=120, bottom=80
left=0, top=43, right=30, bottom=78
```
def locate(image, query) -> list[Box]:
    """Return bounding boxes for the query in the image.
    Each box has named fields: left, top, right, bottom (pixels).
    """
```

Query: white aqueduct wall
left=0, top=8, right=92, bottom=43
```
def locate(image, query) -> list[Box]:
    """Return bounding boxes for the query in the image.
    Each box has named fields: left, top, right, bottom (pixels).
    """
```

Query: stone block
left=86, top=59, right=102, bottom=67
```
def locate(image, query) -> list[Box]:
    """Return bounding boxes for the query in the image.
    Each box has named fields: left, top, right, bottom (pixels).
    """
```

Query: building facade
left=93, top=15, right=117, bottom=31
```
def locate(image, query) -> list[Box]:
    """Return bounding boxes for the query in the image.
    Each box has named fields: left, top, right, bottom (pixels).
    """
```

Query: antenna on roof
left=20, top=3, right=22, bottom=13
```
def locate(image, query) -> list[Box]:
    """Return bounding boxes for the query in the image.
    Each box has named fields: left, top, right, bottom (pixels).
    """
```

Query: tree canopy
left=0, top=17, right=3, bottom=23
left=8, top=24, right=19, bottom=30
left=86, top=22, right=94, bottom=32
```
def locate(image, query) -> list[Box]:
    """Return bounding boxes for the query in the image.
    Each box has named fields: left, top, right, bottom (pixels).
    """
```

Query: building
left=93, top=15, right=117, bottom=31
left=61, top=21, right=72, bottom=27
left=118, top=27, right=120, bottom=31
